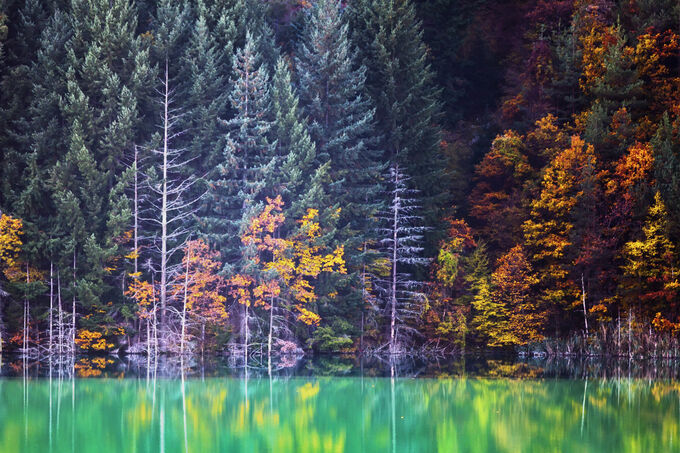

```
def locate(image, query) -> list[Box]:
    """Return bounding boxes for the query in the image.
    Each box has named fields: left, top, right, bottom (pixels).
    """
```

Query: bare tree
left=376, top=163, right=430, bottom=354
left=142, top=60, right=203, bottom=348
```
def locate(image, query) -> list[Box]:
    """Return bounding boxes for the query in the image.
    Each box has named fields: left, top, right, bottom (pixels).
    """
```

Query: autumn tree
left=0, top=212, right=22, bottom=354
left=425, top=218, right=483, bottom=350
left=125, top=275, right=158, bottom=359
left=469, top=131, right=533, bottom=255
left=172, top=239, right=227, bottom=355
left=229, top=196, right=346, bottom=365
left=481, top=245, right=543, bottom=346
left=523, top=135, right=600, bottom=334
left=620, top=192, right=679, bottom=319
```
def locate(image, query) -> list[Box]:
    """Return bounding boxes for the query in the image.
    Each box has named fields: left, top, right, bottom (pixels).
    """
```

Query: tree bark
left=49, top=261, right=54, bottom=355
left=268, top=296, right=274, bottom=374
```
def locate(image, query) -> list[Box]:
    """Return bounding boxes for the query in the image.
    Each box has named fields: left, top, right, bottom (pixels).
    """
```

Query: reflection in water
left=1, top=367, right=680, bottom=452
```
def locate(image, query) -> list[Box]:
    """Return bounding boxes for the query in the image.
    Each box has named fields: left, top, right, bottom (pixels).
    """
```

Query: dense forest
left=0, top=0, right=679, bottom=359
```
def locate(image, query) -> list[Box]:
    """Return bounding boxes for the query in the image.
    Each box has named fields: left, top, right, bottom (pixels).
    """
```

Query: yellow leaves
left=75, top=357, right=114, bottom=378
left=75, top=329, right=114, bottom=351
left=231, top=197, right=346, bottom=328
left=229, top=274, right=255, bottom=308
left=173, top=240, right=229, bottom=323
left=300, top=208, right=321, bottom=238
left=321, top=246, right=346, bottom=274
left=652, top=313, right=680, bottom=334
left=125, top=277, right=156, bottom=318
left=295, top=305, right=321, bottom=326
left=0, top=213, right=23, bottom=271
left=125, top=249, right=140, bottom=260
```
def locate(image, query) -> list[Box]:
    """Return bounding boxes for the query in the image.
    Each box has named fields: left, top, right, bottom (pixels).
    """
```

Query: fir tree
left=270, top=56, right=328, bottom=231
left=44, top=0, right=153, bottom=330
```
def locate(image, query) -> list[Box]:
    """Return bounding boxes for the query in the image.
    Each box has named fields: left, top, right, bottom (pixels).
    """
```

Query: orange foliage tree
left=125, top=274, right=158, bottom=355
left=172, top=239, right=227, bottom=354
left=229, top=196, right=346, bottom=360
left=523, top=135, right=600, bottom=331
left=488, top=245, right=542, bottom=346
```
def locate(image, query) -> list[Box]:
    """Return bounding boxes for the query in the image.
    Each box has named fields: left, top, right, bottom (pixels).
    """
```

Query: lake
left=1, top=355, right=679, bottom=452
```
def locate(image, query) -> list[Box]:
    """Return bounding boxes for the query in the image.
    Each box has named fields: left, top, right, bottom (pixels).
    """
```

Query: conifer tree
left=204, top=33, right=276, bottom=270
left=296, top=0, right=384, bottom=319
left=44, top=0, right=152, bottom=331
left=349, top=0, right=445, bottom=252
left=376, top=164, right=430, bottom=353
left=270, top=56, right=328, bottom=230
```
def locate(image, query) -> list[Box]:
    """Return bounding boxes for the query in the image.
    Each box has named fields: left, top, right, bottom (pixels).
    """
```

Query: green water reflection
left=1, top=373, right=679, bottom=453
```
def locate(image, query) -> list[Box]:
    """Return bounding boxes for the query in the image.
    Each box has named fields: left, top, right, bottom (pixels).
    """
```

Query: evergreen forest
left=1, top=0, right=680, bottom=359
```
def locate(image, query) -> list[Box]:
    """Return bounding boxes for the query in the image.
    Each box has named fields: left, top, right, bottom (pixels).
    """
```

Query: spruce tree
left=349, top=0, right=445, bottom=254
left=270, top=56, right=328, bottom=230
left=43, top=0, right=152, bottom=329
left=296, top=0, right=384, bottom=319
left=203, top=33, right=276, bottom=271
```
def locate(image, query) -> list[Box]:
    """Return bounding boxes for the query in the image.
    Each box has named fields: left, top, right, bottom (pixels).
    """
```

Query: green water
left=1, top=369, right=680, bottom=453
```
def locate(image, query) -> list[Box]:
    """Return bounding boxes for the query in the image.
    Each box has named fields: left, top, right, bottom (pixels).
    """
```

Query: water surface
left=1, top=356, right=679, bottom=452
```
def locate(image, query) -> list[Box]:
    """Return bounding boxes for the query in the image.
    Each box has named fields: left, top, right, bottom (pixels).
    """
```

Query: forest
left=0, top=0, right=679, bottom=360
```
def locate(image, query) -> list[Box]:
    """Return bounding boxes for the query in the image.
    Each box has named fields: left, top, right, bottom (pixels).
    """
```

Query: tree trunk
left=160, top=60, right=170, bottom=336
left=268, top=296, right=274, bottom=374
left=180, top=246, right=190, bottom=356
left=244, top=303, right=249, bottom=369
left=49, top=261, right=54, bottom=355
left=24, top=263, right=30, bottom=356
left=72, top=251, right=77, bottom=354
left=133, top=146, right=139, bottom=276
left=581, top=273, right=588, bottom=337
left=58, top=272, right=63, bottom=356
left=390, top=167, right=399, bottom=355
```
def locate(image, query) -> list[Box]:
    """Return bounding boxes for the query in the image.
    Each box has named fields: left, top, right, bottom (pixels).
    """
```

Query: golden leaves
left=0, top=213, right=23, bottom=271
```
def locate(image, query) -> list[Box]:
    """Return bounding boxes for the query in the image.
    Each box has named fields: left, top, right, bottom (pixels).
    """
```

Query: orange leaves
left=229, top=274, right=255, bottom=308
left=580, top=24, right=619, bottom=93
left=606, top=141, right=653, bottom=199
left=633, top=29, right=680, bottom=117
left=241, top=195, right=287, bottom=258
left=0, top=213, right=23, bottom=271
left=173, top=239, right=228, bottom=323
left=125, top=276, right=156, bottom=319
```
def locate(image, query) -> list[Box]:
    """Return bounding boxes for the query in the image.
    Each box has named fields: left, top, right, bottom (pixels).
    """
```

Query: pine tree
left=349, top=0, right=445, bottom=253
